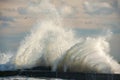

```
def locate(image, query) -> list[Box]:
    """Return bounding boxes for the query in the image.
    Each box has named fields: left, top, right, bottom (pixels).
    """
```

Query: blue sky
left=0, top=0, right=120, bottom=60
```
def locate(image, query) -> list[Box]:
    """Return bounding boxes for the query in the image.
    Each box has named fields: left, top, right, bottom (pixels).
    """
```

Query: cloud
left=58, top=4, right=77, bottom=18
left=17, top=7, right=28, bottom=15
left=27, top=0, right=50, bottom=14
left=0, top=22, right=9, bottom=28
left=118, top=0, right=120, bottom=8
left=115, top=0, right=120, bottom=13
left=0, top=16, right=15, bottom=22
left=83, top=1, right=114, bottom=15
left=0, top=0, right=8, bottom=2
left=27, top=0, right=69, bottom=16
left=105, top=22, right=120, bottom=28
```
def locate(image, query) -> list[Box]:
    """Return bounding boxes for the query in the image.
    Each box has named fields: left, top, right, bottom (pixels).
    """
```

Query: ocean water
left=0, top=0, right=120, bottom=79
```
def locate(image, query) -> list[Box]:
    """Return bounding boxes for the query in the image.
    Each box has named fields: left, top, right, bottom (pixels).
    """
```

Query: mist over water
left=0, top=0, right=120, bottom=74
left=0, top=52, right=15, bottom=71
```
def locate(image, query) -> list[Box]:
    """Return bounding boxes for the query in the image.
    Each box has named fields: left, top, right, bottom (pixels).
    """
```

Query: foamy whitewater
left=0, top=0, right=120, bottom=75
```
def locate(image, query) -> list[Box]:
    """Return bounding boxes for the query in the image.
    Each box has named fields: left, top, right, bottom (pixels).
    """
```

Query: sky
left=0, top=0, right=120, bottom=61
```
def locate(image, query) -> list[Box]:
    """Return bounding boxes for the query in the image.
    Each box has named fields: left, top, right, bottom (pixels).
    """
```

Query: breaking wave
left=0, top=0, right=120, bottom=74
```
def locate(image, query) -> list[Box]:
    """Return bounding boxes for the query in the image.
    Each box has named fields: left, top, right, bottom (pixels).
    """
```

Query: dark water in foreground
left=0, top=66, right=120, bottom=80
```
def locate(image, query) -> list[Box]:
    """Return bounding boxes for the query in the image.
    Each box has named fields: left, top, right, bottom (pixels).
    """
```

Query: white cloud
left=60, top=5, right=73, bottom=15
left=58, top=4, right=77, bottom=18
left=83, top=1, right=114, bottom=15
left=27, top=0, right=54, bottom=14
